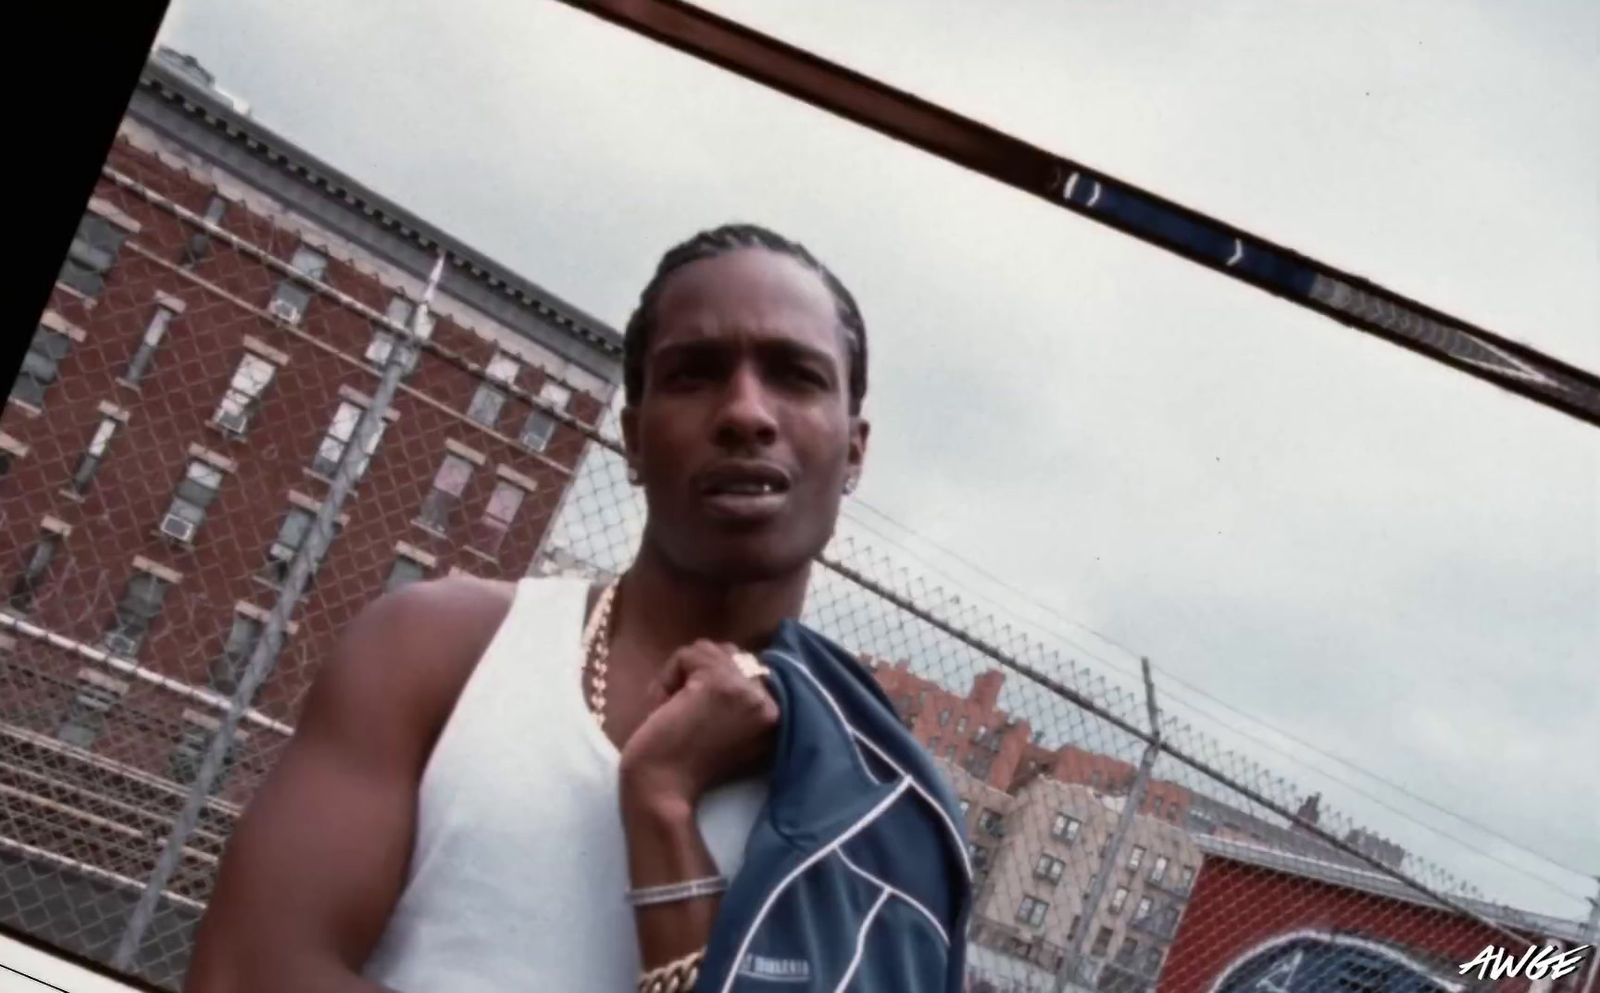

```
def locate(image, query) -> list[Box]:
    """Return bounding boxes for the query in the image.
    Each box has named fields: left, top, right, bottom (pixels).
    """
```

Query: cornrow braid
left=622, top=223, right=869, bottom=415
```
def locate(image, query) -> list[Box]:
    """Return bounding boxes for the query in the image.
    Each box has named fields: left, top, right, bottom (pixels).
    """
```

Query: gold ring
left=732, top=651, right=770, bottom=680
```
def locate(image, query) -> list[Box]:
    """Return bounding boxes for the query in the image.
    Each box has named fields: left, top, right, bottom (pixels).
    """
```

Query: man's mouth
left=696, top=462, right=793, bottom=522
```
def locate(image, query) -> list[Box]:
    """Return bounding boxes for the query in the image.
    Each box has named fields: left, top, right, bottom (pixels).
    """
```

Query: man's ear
left=620, top=405, right=642, bottom=481
left=847, top=416, right=871, bottom=475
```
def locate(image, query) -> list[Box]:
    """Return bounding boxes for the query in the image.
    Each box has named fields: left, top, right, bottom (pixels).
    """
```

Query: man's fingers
left=656, top=651, right=687, bottom=697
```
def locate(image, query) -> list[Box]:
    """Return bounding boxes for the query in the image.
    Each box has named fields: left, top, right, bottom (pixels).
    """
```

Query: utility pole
left=1055, top=658, right=1162, bottom=993
left=112, top=253, right=448, bottom=970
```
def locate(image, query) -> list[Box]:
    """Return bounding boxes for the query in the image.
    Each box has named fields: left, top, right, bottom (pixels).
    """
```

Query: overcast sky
left=153, top=0, right=1597, bottom=920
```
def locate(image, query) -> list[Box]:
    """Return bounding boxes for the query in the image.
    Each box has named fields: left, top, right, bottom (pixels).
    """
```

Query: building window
left=1143, top=946, right=1164, bottom=975
left=976, top=808, right=1003, bottom=837
left=969, top=843, right=991, bottom=872
left=8, top=532, right=62, bottom=613
left=56, top=677, right=123, bottom=748
left=973, top=725, right=988, bottom=745
left=1127, top=845, right=1146, bottom=870
left=474, top=480, right=527, bottom=555
left=944, top=743, right=958, bottom=760
left=211, top=613, right=262, bottom=695
left=1132, top=896, right=1153, bottom=924
left=965, top=750, right=994, bottom=781
left=1109, top=886, right=1129, bottom=914
left=385, top=554, right=427, bottom=592
left=1068, top=915, right=1080, bottom=941
left=1155, top=906, right=1179, bottom=936
left=1149, top=855, right=1169, bottom=884
left=213, top=353, right=276, bottom=435
left=262, top=506, right=316, bottom=585
left=71, top=417, right=120, bottom=494
left=59, top=211, right=129, bottom=298
left=1150, top=797, right=1165, bottom=818
left=168, top=722, right=212, bottom=784
left=168, top=716, right=238, bottom=790
left=1033, top=853, right=1065, bottom=884
left=104, top=570, right=170, bottom=657
left=161, top=460, right=225, bottom=544
left=519, top=381, right=572, bottom=453
left=15, top=324, right=73, bottom=408
left=312, top=401, right=384, bottom=479
left=958, top=798, right=970, bottom=817
left=1091, top=926, right=1114, bottom=958
left=937, top=708, right=951, bottom=727
left=124, top=305, right=177, bottom=384
left=1116, top=937, right=1139, bottom=966
left=1015, top=896, right=1048, bottom=929
left=268, top=244, right=327, bottom=323
left=419, top=453, right=474, bottom=532
left=467, top=352, right=521, bottom=427
left=1051, top=812, right=1081, bottom=843
left=181, top=195, right=228, bottom=267
left=366, top=295, right=418, bottom=367
left=929, top=735, right=941, bottom=753
left=1178, top=865, right=1195, bottom=891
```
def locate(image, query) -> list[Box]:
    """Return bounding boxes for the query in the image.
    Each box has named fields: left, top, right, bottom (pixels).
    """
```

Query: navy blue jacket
left=698, top=620, right=973, bottom=993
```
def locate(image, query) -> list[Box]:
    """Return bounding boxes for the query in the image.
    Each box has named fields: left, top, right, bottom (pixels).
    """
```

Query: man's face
left=622, top=248, right=869, bottom=584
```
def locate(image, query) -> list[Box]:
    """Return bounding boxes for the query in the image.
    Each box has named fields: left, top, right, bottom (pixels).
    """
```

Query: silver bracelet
left=626, top=875, right=729, bottom=907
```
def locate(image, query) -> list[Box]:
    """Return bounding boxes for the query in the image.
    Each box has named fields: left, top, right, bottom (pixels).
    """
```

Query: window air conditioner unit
left=214, top=407, right=249, bottom=435
left=268, top=297, right=303, bottom=324
left=160, top=514, right=198, bottom=543
left=104, top=632, right=139, bottom=656
left=182, top=233, right=211, bottom=265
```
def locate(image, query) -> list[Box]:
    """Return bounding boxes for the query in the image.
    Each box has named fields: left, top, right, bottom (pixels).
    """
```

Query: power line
left=838, top=496, right=1594, bottom=885
left=842, top=499, right=1145, bottom=673
left=1147, top=659, right=1598, bottom=882
left=1152, top=683, right=1593, bottom=903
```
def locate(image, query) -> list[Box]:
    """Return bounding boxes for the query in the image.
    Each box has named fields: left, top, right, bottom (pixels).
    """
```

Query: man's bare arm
left=619, top=641, right=778, bottom=973
left=182, top=578, right=505, bottom=993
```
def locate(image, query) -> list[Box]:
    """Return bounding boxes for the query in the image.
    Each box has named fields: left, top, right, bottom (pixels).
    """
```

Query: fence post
left=110, top=253, right=448, bottom=971
left=1054, top=657, right=1162, bottom=992
left=1577, top=877, right=1600, bottom=993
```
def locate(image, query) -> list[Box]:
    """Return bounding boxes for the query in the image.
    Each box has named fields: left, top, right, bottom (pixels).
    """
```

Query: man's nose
left=712, top=365, right=779, bottom=448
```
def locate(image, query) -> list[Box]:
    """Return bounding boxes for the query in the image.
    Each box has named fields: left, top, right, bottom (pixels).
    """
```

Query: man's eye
left=664, top=367, right=710, bottom=386
left=783, top=366, right=828, bottom=388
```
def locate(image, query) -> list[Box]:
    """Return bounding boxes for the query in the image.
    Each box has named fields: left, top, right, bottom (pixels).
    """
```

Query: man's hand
left=618, top=639, right=779, bottom=809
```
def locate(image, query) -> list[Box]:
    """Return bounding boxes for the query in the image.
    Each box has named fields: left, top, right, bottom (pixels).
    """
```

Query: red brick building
left=1156, top=837, right=1591, bottom=993
left=0, top=50, right=621, bottom=972
left=870, top=658, right=1197, bottom=833
left=872, top=659, right=1040, bottom=790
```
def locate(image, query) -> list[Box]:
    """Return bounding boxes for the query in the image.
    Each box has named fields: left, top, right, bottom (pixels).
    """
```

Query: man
left=184, top=224, right=873, bottom=991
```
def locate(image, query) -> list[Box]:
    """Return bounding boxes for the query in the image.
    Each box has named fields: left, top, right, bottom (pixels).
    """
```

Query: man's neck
left=617, top=542, right=810, bottom=656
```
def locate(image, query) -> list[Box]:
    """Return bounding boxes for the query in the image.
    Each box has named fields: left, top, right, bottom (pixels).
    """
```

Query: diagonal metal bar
left=556, top=0, right=1600, bottom=428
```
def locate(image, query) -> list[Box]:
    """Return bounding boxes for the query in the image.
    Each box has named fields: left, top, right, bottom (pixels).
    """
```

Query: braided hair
left=622, top=223, right=869, bottom=415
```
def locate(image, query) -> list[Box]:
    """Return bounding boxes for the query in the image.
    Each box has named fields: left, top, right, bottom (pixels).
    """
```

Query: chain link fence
left=2, top=67, right=1595, bottom=993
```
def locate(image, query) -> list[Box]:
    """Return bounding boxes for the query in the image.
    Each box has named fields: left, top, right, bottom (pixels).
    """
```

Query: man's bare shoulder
left=307, top=574, right=521, bottom=740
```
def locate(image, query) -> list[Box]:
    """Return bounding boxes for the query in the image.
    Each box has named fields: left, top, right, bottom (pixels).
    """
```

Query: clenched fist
left=618, top=640, right=779, bottom=809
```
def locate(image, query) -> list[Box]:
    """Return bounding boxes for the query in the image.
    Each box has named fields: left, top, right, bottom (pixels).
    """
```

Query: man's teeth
left=719, top=481, right=777, bottom=495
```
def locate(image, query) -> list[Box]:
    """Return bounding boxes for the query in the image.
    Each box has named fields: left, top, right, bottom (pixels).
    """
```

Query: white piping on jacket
left=767, top=649, right=973, bottom=881
left=716, top=777, right=912, bottom=993
left=767, top=649, right=880, bottom=784
left=833, top=886, right=892, bottom=993
left=837, top=848, right=950, bottom=947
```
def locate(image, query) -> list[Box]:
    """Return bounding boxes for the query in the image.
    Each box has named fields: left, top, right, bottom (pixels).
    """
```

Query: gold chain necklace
left=581, top=580, right=620, bottom=728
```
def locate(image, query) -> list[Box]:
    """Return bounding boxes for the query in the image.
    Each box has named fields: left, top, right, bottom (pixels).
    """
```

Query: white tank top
left=362, top=576, right=770, bottom=992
